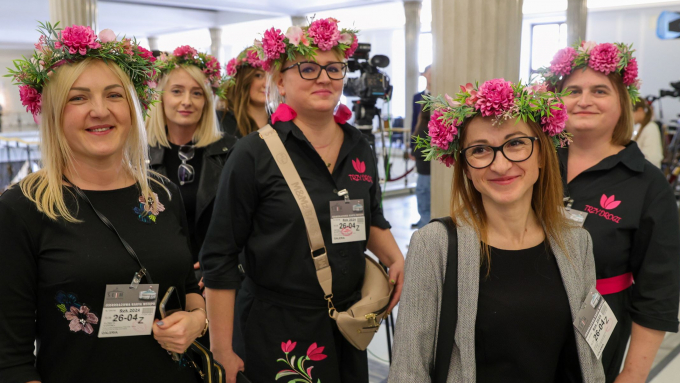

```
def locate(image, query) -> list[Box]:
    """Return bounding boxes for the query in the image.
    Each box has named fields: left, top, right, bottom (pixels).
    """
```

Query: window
left=529, top=22, right=567, bottom=80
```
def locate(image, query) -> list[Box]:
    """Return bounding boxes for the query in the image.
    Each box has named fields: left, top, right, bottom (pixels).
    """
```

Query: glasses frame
left=178, top=145, right=195, bottom=186
left=280, top=61, right=348, bottom=80
left=461, top=136, right=539, bottom=169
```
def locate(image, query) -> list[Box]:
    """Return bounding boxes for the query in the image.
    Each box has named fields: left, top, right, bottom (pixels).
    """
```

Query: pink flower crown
left=252, top=17, right=359, bottom=71
left=224, top=47, right=265, bottom=88
left=155, top=45, right=225, bottom=99
left=414, top=78, right=571, bottom=167
left=537, top=41, right=640, bottom=102
left=4, top=22, right=158, bottom=119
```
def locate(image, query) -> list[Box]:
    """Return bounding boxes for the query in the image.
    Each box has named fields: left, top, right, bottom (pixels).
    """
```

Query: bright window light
left=530, top=23, right=568, bottom=73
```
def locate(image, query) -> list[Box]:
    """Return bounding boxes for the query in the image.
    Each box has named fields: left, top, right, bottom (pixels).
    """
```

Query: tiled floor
left=367, top=193, right=680, bottom=383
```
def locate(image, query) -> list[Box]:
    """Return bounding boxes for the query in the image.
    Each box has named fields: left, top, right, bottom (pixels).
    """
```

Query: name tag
left=562, top=207, right=588, bottom=227
left=98, top=284, right=159, bottom=338
left=573, top=286, right=617, bottom=359
left=330, top=199, right=366, bottom=244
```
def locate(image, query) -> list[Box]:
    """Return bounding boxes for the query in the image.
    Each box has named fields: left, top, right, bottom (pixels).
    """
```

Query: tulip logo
left=352, top=158, right=366, bottom=173
left=349, top=158, right=373, bottom=183
left=600, top=194, right=621, bottom=210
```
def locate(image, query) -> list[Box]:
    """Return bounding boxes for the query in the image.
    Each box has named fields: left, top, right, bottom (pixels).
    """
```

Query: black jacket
left=148, top=134, right=237, bottom=258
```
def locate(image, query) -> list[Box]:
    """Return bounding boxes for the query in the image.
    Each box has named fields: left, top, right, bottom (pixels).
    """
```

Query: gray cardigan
left=388, top=221, right=606, bottom=383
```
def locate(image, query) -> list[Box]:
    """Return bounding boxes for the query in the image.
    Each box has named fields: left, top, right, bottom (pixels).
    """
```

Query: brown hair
left=414, top=108, right=431, bottom=137
left=557, top=71, right=633, bottom=146
left=450, top=116, right=569, bottom=270
left=633, top=99, right=654, bottom=141
left=222, top=64, right=263, bottom=137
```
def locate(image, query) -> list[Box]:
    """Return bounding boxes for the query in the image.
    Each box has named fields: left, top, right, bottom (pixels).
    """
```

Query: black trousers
left=601, top=290, right=633, bottom=383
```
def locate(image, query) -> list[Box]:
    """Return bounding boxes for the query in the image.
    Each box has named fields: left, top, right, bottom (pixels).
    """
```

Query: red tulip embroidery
left=276, top=340, right=327, bottom=382
left=600, top=194, right=621, bottom=210
left=352, top=158, right=366, bottom=173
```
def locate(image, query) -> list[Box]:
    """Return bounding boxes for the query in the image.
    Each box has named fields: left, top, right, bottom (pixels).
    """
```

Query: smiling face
left=249, top=69, right=267, bottom=107
left=162, top=68, right=206, bottom=132
left=462, top=117, right=541, bottom=209
left=62, top=60, right=132, bottom=164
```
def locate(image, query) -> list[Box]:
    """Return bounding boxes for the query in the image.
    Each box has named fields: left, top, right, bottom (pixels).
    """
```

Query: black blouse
left=475, top=243, right=582, bottom=383
left=558, top=143, right=680, bottom=333
left=200, top=120, right=390, bottom=301
left=0, top=181, right=200, bottom=383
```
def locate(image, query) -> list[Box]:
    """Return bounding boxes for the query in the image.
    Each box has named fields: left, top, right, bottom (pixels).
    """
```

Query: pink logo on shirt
left=349, top=158, right=372, bottom=183
left=583, top=194, right=622, bottom=224
left=600, top=194, right=621, bottom=210
left=352, top=158, right=366, bottom=173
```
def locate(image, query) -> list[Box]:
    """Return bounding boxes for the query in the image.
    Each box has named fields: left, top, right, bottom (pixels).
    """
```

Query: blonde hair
left=450, top=116, right=569, bottom=271
left=19, top=58, right=163, bottom=222
left=146, top=66, right=222, bottom=148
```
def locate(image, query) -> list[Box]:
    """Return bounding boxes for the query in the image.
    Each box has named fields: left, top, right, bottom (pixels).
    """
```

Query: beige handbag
left=259, top=125, right=393, bottom=351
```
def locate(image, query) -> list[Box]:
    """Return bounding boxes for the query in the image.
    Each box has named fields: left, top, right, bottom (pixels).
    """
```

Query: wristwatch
left=189, top=307, right=209, bottom=337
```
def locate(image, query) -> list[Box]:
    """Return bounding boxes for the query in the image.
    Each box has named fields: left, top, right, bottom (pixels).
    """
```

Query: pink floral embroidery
left=64, top=305, right=99, bottom=334
left=275, top=340, right=327, bottom=382
left=352, top=158, right=366, bottom=173
left=600, top=194, right=621, bottom=210
left=134, top=193, right=165, bottom=223
left=271, top=103, right=297, bottom=124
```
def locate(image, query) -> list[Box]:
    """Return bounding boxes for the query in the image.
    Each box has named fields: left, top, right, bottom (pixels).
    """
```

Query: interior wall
left=0, top=50, right=38, bottom=131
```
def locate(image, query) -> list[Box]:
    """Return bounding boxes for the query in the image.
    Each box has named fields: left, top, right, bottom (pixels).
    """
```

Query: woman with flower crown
left=388, top=80, right=605, bottom=382
left=0, top=23, right=206, bottom=382
left=199, top=18, right=405, bottom=383
left=217, top=47, right=269, bottom=137
left=540, top=42, right=680, bottom=383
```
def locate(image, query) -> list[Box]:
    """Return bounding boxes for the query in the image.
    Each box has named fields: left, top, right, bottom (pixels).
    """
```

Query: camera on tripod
left=343, top=43, right=393, bottom=128
left=659, top=81, right=680, bottom=99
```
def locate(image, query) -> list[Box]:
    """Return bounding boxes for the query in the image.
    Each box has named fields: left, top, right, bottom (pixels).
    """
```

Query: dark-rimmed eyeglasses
left=178, top=145, right=195, bottom=185
left=280, top=61, right=348, bottom=80
left=461, top=136, right=538, bottom=169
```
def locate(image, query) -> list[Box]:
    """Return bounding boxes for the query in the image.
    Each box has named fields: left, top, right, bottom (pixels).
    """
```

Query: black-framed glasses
left=461, top=136, right=538, bottom=169
left=280, top=61, right=348, bottom=80
left=178, top=145, right=195, bottom=185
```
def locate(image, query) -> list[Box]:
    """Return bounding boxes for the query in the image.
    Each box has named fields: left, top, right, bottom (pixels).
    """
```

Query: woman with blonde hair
left=0, top=24, right=207, bottom=382
left=389, top=81, right=604, bottom=382
left=540, top=41, right=679, bottom=382
left=147, top=46, right=236, bottom=265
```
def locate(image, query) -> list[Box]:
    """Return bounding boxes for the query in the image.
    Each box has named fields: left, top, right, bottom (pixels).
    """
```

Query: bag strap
left=430, top=217, right=458, bottom=383
left=258, top=125, right=333, bottom=300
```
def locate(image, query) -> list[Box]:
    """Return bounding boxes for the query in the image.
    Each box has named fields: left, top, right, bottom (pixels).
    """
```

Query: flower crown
left=5, top=22, right=158, bottom=119
left=537, top=40, right=640, bottom=102
left=414, top=78, right=570, bottom=167
left=155, top=45, right=225, bottom=99
left=252, top=17, right=359, bottom=71
left=224, top=47, right=265, bottom=88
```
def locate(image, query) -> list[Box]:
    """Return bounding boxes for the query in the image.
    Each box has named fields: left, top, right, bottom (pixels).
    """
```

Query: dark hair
left=222, top=65, right=263, bottom=137
left=414, top=108, right=431, bottom=137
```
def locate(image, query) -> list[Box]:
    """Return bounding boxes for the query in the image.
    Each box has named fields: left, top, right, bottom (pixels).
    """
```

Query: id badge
left=98, top=284, right=159, bottom=338
left=562, top=207, right=588, bottom=227
left=573, top=286, right=618, bottom=359
left=330, top=199, right=366, bottom=244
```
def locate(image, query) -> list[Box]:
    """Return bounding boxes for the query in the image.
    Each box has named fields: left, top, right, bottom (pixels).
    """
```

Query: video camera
left=343, top=43, right=393, bottom=101
left=659, top=81, right=680, bottom=99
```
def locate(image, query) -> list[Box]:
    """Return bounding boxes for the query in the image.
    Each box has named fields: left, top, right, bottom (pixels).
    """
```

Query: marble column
left=291, top=16, right=307, bottom=27
left=567, top=0, right=588, bottom=45
left=147, top=36, right=159, bottom=52
left=430, top=0, right=524, bottom=218
left=49, top=0, right=97, bottom=30
left=209, top=27, right=224, bottom=65
left=404, top=0, right=422, bottom=149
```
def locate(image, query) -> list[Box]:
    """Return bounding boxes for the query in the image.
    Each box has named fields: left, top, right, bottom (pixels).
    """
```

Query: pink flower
left=245, top=49, right=263, bottom=68
left=55, top=25, right=101, bottom=55
left=281, top=340, right=297, bottom=353
left=271, top=103, right=297, bottom=124
left=204, top=56, right=221, bottom=76
left=226, top=58, right=239, bottom=76
left=334, top=104, right=352, bottom=124
left=549, top=47, right=578, bottom=77
left=262, top=28, right=287, bottom=61
left=440, top=154, right=456, bottom=167
left=588, top=43, right=620, bottom=75
left=445, top=94, right=461, bottom=107
left=64, top=305, right=99, bottom=334
left=121, top=38, right=134, bottom=55
left=339, top=33, right=353, bottom=45
left=285, top=26, right=305, bottom=47
left=19, top=85, right=42, bottom=115
left=525, top=82, right=548, bottom=94
left=34, top=35, right=47, bottom=52
left=475, top=78, right=515, bottom=117
left=98, top=29, right=116, bottom=43
left=460, top=83, right=479, bottom=106
left=622, top=57, right=638, bottom=86
left=173, top=45, right=198, bottom=58
left=541, top=103, right=568, bottom=136
left=306, top=343, right=327, bottom=361
left=345, top=34, right=358, bottom=59
left=428, top=109, right=457, bottom=150
left=137, top=46, right=156, bottom=63
left=308, top=18, right=341, bottom=51
left=579, top=40, right=597, bottom=54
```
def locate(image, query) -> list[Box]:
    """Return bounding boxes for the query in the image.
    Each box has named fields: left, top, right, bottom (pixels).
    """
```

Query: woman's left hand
left=153, top=310, right=205, bottom=353
left=386, top=258, right=404, bottom=314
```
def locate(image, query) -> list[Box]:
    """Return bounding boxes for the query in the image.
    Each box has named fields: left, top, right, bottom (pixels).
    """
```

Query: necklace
left=313, top=128, right=342, bottom=168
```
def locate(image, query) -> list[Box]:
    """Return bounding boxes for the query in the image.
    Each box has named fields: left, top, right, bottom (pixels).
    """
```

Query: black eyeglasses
left=280, top=61, right=348, bottom=80
left=178, top=145, right=195, bottom=185
left=461, top=136, right=538, bottom=169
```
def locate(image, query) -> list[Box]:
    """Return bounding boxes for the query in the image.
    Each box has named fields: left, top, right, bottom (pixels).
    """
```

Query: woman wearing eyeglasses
left=146, top=46, right=237, bottom=270
left=389, top=81, right=604, bottom=382
left=200, top=20, right=405, bottom=383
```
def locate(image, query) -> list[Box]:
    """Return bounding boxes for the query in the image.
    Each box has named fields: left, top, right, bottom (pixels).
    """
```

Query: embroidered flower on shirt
left=134, top=192, right=165, bottom=223
left=55, top=291, right=99, bottom=335
left=275, top=340, right=327, bottom=382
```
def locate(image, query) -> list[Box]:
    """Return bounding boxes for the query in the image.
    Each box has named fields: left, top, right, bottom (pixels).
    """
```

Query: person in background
left=411, top=107, right=431, bottom=229
left=411, top=64, right=431, bottom=135
left=541, top=41, right=680, bottom=383
left=217, top=47, right=269, bottom=138
left=0, top=24, right=206, bottom=383
left=632, top=99, right=663, bottom=168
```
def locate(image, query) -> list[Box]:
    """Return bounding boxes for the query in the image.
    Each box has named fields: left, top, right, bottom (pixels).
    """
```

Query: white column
left=209, top=27, right=224, bottom=65
left=404, top=0, right=422, bottom=143
left=147, top=36, right=159, bottom=51
left=49, top=0, right=97, bottom=30
left=567, top=0, right=588, bottom=45
left=291, top=16, right=307, bottom=27
left=430, top=0, right=524, bottom=218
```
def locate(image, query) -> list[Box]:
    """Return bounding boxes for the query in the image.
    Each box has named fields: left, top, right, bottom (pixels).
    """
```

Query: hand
left=193, top=262, right=200, bottom=270
left=213, top=348, right=245, bottom=383
left=153, top=310, right=205, bottom=354
left=409, top=154, right=416, bottom=161
left=386, top=258, right=404, bottom=314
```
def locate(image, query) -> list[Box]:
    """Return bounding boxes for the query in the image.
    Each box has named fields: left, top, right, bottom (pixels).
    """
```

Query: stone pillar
left=404, top=1, right=422, bottom=145
left=49, top=0, right=97, bottom=30
left=209, top=27, right=223, bottom=65
left=147, top=36, right=159, bottom=51
left=567, top=0, right=587, bottom=45
left=430, top=0, right=524, bottom=218
left=291, top=16, right=307, bottom=27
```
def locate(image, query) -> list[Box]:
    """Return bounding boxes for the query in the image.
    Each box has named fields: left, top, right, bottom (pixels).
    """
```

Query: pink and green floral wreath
left=5, top=22, right=158, bottom=120
left=155, top=45, right=226, bottom=99
left=414, top=79, right=570, bottom=167
left=252, top=17, right=359, bottom=71
left=224, top=47, right=265, bottom=88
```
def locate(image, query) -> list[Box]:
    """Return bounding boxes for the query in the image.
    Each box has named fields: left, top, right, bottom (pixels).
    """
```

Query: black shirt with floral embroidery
left=0, top=181, right=200, bottom=383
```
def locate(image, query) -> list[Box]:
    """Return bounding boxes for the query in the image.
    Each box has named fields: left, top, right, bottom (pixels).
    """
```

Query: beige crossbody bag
left=259, top=125, right=393, bottom=351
